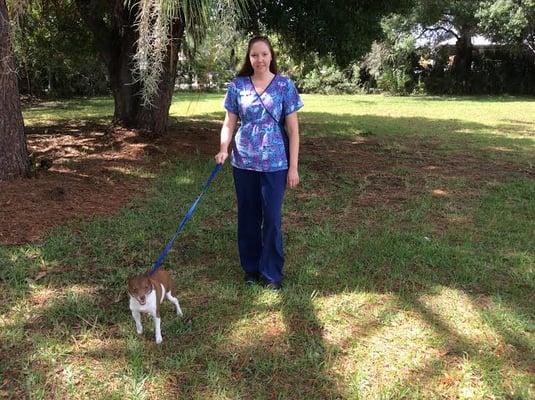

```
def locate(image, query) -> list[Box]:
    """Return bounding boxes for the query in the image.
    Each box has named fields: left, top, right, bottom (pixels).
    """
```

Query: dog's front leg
left=152, top=311, right=163, bottom=344
left=131, top=310, right=143, bottom=335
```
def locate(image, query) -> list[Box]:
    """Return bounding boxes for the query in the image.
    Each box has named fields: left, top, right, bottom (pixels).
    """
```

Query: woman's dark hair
left=237, top=36, right=278, bottom=76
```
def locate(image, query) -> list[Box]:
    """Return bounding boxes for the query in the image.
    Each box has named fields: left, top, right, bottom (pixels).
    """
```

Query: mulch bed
left=0, top=122, right=217, bottom=245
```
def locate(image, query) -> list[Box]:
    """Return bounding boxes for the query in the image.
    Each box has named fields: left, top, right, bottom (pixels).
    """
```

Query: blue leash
left=149, top=163, right=222, bottom=276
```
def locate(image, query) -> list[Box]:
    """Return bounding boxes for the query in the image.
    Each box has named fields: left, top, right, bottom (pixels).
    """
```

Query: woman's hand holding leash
left=215, top=151, right=228, bottom=164
left=216, top=111, right=237, bottom=165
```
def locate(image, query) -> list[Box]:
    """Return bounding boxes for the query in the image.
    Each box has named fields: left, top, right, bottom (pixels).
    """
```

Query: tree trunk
left=76, top=0, right=184, bottom=136
left=452, top=26, right=473, bottom=93
left=47, top=66, right=53, bottom=93
left=108, top=6, right=141, bottom=127
left=76, top=1, right=140, bottom=126
left=0, top=0, right=30, bottom=180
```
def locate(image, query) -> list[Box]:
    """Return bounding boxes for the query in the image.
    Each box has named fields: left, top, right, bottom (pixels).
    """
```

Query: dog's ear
left=126, top=278, right=135, bottom=295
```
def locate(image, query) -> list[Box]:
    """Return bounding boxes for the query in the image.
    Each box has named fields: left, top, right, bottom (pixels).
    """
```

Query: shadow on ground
left=1, top=110, right=534, bottom=398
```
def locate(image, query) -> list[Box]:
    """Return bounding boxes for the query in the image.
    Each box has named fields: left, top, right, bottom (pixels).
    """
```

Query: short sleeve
left=282, top=79, right=304, bottom=116
left=223, top=81, right=239, bottom=115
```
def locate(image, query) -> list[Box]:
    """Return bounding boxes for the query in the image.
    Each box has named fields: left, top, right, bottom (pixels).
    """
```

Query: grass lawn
left=1, top=93, right=534, bottom=399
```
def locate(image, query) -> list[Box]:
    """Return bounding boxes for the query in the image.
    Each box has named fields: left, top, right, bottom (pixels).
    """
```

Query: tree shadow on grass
left=397, top=290, right=534, bottom=396
left=280, top=219, right=534, bottom=396
left=403, top=95, right=535, bottom=103
left=1, top=110, right=534, bottom=398
left=192, top=110, right=534, bottom=162
left=275, top=110, right=533, bottom=396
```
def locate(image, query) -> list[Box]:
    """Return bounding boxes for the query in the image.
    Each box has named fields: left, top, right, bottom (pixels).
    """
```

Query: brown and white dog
left=127, top=269, right=183, bottom=344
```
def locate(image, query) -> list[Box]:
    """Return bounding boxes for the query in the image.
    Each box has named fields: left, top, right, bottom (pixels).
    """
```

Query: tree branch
left=419, top=25, right=459, bottom=40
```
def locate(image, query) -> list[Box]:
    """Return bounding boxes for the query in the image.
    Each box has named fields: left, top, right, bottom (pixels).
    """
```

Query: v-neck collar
left=249, top=74, right=277, bottom=97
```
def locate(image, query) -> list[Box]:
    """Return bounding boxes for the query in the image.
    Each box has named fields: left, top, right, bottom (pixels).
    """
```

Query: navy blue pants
left=233, top=167, right=287, bottom=284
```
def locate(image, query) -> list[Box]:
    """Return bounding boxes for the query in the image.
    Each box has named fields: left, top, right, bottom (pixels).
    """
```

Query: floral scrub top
left=223, top=74, right=304, bottom=172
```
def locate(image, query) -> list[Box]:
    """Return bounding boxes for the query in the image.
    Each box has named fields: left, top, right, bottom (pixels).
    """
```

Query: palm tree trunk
left=0, top=0, right=30, bottom=180
left=135, top=20, right=184, bottom=135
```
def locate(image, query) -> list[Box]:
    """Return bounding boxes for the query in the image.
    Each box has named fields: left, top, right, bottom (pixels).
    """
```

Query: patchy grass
left=1, top=93, right=534, bottom=399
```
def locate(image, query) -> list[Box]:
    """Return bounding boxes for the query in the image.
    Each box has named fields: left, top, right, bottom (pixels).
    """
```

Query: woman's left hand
left=287, top=167, right=300, bottom=188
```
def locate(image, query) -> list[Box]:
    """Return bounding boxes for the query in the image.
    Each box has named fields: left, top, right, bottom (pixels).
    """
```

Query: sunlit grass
left=106, top=166, right=157, bottom=180
left=22, top=97, right=114, bottom=126
left=5, top=94, right=535, bottom=398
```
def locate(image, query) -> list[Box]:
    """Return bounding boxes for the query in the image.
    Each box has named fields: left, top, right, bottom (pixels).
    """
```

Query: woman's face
left=249, top=41, right=272, bottom=74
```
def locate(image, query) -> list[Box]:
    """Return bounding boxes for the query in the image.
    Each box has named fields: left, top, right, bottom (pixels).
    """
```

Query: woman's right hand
left=215, top=151, right=229, bottom=164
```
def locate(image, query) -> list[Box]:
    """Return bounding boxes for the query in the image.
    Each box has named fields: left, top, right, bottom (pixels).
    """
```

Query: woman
left=214, top=36, right=303, bottom=290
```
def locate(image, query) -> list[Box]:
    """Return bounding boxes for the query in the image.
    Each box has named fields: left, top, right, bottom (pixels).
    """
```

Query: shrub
left=299, top=64, right=361, bottom=94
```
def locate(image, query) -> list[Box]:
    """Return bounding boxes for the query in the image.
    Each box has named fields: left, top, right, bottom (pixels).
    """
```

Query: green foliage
left=359, top=1, right=535, bottom=95
left=247, top=0, right=411, bottom=66
left=9, top=0, right=535, bottom=99
left=12, top=1, right=108, bottom=97
left=177, top=11, right=246, bottom=89
left=298, top=59, right=361, bottom=94
left=128, top=0, right=249, bottom=104
left=414, top=0, right=481, bottom=28
left=377, top=67, right=414, bottom=94
left=477, top=0, right=535, bottom=51
left=361, top=15, right=418, bottom=95
left=417, top=45, right=535, bottom=95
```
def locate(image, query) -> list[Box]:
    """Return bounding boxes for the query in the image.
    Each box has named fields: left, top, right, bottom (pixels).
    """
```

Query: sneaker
left=244, top=273, right=259, bottom=285
left=264, top=281, right=282, bottom=291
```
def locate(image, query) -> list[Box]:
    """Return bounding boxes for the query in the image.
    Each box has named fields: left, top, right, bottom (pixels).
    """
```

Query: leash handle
left=149, top=163, right=222, bottom=275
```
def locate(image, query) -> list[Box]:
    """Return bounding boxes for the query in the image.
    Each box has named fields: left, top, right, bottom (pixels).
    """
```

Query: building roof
left=437, top=35, right=495, bottom=47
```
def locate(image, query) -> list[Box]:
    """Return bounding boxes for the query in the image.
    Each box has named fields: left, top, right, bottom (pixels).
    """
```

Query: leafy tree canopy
left=477, top=0, right=535, bottom=53
left=12, top=0, right=107, bottom=96
left=398, top=0, right=534, bottom=53
left=246, top=0, right=411, bottom=66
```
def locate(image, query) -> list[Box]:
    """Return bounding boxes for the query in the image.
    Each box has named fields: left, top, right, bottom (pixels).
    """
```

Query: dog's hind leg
left=166, top=292, right=183, bottom=317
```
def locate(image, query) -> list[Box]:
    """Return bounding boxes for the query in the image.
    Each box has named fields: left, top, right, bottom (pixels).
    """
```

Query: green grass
left=22, top=97, right=114, bottom=126
left=1, top=93, right=534, bottom=399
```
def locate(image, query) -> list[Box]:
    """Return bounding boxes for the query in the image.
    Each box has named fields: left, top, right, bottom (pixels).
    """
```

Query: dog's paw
left=155, top=336, right=163, bottom=344
left=177, top=310, right=184, bottom=317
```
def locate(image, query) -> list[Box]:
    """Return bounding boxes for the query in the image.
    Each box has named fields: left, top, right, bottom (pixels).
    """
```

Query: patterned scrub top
left=223, top=74, right=304, bottom=172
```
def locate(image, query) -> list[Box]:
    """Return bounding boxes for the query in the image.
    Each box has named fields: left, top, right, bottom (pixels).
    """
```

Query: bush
left=377, top=67, right=413, bottom=95
left=13, top=2, right=110, bottom=98
left=298, top=64, right=361, bottom=94
left=419, top=46, right=535, bottom=95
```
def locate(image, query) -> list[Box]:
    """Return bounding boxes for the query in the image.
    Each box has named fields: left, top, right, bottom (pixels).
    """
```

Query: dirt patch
left=302, top=135, right=534, bottom=201
left=0, top=122, right=220, bottom=245
left=300, top=136, right=413, bottom=211
left=1, top=124, right=534, bottom=245
left=296, top=134, right=535, bottom=231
